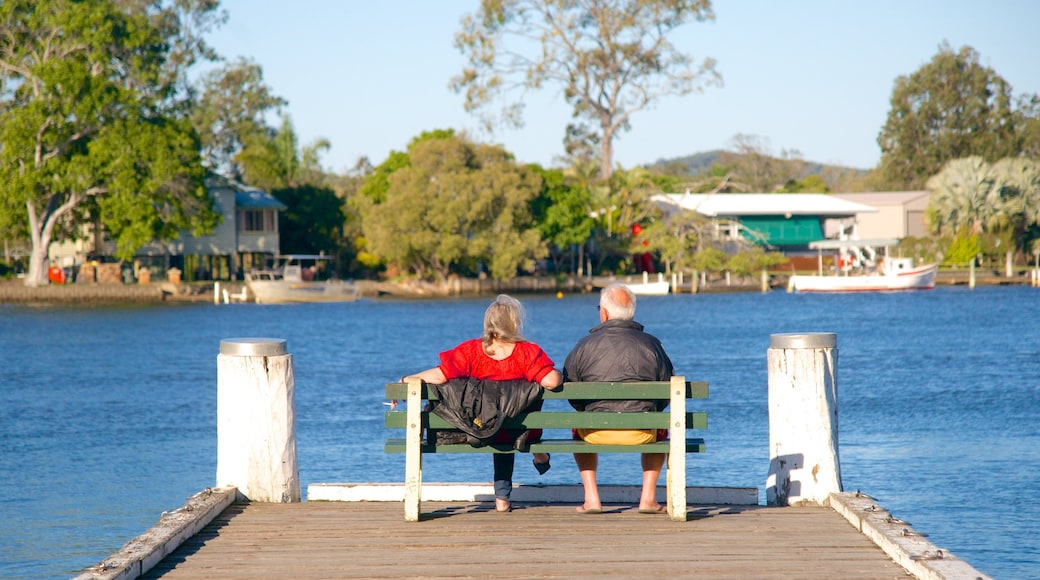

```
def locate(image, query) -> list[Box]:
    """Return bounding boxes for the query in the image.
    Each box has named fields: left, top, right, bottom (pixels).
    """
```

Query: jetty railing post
left=216, top=338, right=300, bottom=503
left=766, top=333, right=842, bottom=506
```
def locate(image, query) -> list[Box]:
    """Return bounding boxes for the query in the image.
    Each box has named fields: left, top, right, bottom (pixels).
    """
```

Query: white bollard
left=766, top=333, right=842, bottom=506
left=216, top=338, right=300, bottom=502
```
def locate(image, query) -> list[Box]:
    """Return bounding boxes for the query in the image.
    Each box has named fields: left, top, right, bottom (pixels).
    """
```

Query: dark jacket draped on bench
left=428, top=377, right=544, bottom=447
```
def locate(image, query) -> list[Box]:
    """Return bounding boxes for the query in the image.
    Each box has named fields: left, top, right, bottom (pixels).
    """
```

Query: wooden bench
left=385, top=376, right=707, bottom=521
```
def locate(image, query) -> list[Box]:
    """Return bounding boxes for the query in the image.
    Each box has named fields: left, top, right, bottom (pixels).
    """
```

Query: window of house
left=238, top=209, right=277, bottom=232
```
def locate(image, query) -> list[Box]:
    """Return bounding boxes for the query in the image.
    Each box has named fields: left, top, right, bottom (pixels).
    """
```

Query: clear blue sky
left=204, top=0, right=1040, bottom=174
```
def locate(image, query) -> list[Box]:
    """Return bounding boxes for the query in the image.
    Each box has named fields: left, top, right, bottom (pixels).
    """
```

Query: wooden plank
left=384, top=438, right=706, bottom=454
left=141, top=502, right=910, bottom=580
left=384, top=410, right=708, bottom=429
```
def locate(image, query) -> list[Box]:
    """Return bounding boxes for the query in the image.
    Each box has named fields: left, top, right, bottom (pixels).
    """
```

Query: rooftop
left=653, top=193, right=879, bottom=217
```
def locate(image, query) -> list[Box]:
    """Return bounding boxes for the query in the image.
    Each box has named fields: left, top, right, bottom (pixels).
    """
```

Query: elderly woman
left=403, top=294, right=561, bottom=512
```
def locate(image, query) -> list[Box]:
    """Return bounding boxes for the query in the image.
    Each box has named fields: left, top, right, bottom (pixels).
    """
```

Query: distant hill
left=645, top=150, right=868, bottom=179
left=646, top=150, right=727, bottom=174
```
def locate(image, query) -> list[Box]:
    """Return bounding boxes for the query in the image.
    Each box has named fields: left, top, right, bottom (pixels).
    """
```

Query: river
left=1, top=285, right=1037, bottom=579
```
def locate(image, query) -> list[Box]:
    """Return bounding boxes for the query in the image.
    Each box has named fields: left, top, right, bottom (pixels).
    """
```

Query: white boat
left=623, top=272, right=671, bottom=295
left=245, top=255, right=359, bottom=304
left=787, top=239, right=938, bottom=293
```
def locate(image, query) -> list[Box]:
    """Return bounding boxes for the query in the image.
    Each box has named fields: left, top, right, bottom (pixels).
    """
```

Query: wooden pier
left=141, top=500, right=908, bottom=580
left=75, top=337, right=993, bottom=579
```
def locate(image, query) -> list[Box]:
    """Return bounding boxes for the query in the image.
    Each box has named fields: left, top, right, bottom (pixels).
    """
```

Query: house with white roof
left=652, top=193, right=880, bottom=251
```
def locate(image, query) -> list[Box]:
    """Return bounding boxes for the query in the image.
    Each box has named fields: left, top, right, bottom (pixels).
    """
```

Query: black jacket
left=562, top=318, right=674, bottom=413
left=429, top=377, right=544, bottom=446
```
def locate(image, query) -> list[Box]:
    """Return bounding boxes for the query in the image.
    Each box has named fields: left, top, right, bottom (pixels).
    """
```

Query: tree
left=360, top=134, right=546, bottom=282
left=724, top=246, right=787, bottom=279
left=926, top=155, right=1040, bottom=261
left=876, top=43, right=1022, bottom=190
left=925, top=156, right=999, bottom=235
left=584, top=167, right=662, bottom=273
left=191, top=57, right=286, bottom=177
left=452, top=0, right=720, bottom=179
left=777, top=174, right=829, bottom=193
left=530, top=166, right=594, bottom=274
left=634, top=210, right=706, bottom=273
left=943, top=228, right=982, bottom=265
left=237, top=114, right=330, bottom=191
left=1015, top=94, right=1040, bottom=159
left=0, top=0, right=223, bottom=286
left=273, top=184, right=346, bottom=256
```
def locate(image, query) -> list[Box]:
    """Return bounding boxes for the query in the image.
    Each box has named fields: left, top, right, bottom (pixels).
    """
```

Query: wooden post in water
left=216, top=338, right=300, bottom=502
left=766, top=333, right=842, bottom=506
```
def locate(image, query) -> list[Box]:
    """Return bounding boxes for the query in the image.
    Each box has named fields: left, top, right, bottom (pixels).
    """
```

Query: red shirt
left=438, top=339, right=556, bottom=384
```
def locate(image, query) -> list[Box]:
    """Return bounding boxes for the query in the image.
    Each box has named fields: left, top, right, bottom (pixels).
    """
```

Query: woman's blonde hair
left=483, top=294, right=526, bottom=353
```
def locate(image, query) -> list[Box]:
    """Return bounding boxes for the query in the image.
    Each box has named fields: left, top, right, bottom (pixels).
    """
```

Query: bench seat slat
left=384, top=437, right=706, bottom=454
left=385, top=381, right=708, bottom=400
left=384, top=411, right=708, bottom=430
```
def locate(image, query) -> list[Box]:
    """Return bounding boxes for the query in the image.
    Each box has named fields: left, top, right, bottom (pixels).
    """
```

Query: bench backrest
left=385, top=379, right=708, bottom=431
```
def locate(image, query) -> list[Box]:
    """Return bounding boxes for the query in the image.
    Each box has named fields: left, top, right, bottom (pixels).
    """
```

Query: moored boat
left=245, top=255, right=359, bottom=304
left=788, top=239, right=937, bottom=293
left=623, top=272, right=671, bottom=295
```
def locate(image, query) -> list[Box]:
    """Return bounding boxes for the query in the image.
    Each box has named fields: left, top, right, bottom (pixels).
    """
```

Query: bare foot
left=576, top=504, right=602, bottom=514
left=495, top=498, right=511, bottom=512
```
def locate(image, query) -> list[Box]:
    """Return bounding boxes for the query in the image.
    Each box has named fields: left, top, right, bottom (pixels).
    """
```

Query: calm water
left=1, top=286, right=1038, bottom=579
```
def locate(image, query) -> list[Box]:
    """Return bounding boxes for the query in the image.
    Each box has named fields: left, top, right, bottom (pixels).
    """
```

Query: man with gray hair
left=562, top=283, right=674, bottom=514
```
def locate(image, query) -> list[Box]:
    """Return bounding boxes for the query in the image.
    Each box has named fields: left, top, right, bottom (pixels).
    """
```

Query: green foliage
left=877, top=43, right=1024, bottom=190
left=191, top=57, right=286, bottom=177
left=777, top=174, right=830, bottom=193
left=530, top=166, right=594, bottom=272
left=633, top=211, right=705, bottom=272
left=453, top=0, right=719, bottom=179
left=943, top=230, right=982, bottom=265
left=237, top=114, right=330, bottom=191
left=359, top=134, right=546, bottom=282
left=692, top=247, right=728, bottom=272
left=272, top=184, right=347, bottom=255
left=926, top=156, right=1040, bottom=259
left=357, top=130, right=455, bottom=204
left=358, top=151, right=410, bottom=204
left=0, top=0, right=222, bottom=284
left=1015, top=94, right=1040, bottom=160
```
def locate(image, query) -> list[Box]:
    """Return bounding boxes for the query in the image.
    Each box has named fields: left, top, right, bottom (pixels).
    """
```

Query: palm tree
left=925, top=156, right=997, bottom=234
left=990, top=157, right=1040, bottom=255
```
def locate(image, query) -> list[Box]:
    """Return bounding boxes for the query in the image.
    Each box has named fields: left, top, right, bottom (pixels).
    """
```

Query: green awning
left=739, top=216, right=823, bottom=246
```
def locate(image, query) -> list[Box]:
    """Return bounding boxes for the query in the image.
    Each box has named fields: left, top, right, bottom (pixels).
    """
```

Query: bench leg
left=404, top=379, right=423, bottom=521
left=667, top=376, right=687, bottom=521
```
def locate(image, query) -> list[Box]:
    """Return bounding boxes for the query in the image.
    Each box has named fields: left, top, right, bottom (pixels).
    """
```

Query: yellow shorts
left=576, top=429, right=658, bottom=445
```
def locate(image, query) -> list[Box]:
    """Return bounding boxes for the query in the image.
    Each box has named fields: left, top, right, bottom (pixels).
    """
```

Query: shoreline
left=1, top=269, right=1034, bottom=305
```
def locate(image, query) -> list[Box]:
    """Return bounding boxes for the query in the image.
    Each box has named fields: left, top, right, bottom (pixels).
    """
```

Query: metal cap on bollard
left=220, top=338, right=288, bottom=356
left=769, top=333, right=836, bottom=349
